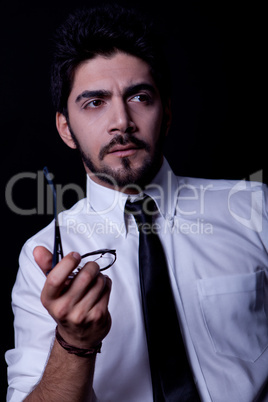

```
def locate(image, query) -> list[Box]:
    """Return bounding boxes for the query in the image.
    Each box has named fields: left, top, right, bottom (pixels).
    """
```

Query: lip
left=108, top=144, right=141, bottom=158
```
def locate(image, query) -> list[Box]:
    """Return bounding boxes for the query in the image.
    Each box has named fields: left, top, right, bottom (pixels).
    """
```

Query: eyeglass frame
left=43, top=167, right=117, bottom=275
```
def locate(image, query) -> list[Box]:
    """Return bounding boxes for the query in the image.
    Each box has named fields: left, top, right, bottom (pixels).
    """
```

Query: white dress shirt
left=6, top=159, right=268, bottom=401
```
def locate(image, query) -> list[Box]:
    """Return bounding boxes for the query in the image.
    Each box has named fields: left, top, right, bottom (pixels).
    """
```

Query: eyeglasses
left=43, top=167, right=116, bottom=277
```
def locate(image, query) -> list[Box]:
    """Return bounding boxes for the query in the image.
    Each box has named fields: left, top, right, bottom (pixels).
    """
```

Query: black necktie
left=125, top=196, right=200, bottom=402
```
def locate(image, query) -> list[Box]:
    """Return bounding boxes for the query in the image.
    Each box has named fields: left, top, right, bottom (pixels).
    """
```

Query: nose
left=107, top=98, right=136, bottom=135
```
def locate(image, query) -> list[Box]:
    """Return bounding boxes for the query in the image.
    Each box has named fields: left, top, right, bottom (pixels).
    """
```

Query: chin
left=83, top=147, right=163, bottom=189
left=103, top=156, right=161, bottom=189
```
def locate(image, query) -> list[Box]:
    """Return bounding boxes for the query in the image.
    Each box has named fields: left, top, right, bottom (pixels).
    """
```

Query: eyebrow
left=75, top=83, right=156, bottom=104
left=75, top=90, right=111, bottom=103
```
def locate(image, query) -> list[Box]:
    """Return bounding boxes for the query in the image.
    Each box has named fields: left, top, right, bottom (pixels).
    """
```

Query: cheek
left=81, top=108, right=108, bottom=127
left=70, top=114, right=106, bottom=136
left=68, top=112, right=107, bottom=149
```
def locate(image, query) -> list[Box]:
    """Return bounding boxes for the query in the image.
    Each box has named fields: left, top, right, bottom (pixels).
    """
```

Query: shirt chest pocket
left=197, top=270, right=268, bottom=362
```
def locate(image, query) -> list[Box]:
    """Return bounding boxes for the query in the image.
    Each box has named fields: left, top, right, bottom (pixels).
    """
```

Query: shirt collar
left=142, top=158, right=178, bottom=220
left=86, top=158, right=178, bottom=232
left=86, top=174, right=129, bottom=234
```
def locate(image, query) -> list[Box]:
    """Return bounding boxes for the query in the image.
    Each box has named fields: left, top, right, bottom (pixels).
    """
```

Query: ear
left=56, top=112, right=77, bottom=149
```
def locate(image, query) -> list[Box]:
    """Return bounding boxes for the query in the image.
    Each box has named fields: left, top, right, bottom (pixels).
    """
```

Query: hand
left=33, top=246, right=112, bottom=349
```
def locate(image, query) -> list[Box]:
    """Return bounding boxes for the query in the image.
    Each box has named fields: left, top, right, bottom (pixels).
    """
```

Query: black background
left=1, top=0, right=266, bottom=398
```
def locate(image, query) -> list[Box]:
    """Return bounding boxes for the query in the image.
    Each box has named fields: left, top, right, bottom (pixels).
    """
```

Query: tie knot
left=125, top=196, right=157, bottom=226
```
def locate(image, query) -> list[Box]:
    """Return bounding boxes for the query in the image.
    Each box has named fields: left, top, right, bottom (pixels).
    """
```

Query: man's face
left=57, top=51, right=170, bottom=192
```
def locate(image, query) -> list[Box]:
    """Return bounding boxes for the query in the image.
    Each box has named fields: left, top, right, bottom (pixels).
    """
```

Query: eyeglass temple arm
left=43, top=167, right=64, bottom=269
left=53, top=222, right=64, bottom=268
left=81, top=249, right=116, bottom=258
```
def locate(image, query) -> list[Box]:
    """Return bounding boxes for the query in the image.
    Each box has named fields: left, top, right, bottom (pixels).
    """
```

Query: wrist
left=55, top=326, right=102, bottom=357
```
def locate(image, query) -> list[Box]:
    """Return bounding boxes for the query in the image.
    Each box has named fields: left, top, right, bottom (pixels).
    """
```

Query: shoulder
left=175, top=175, right=268, bottom=204
left=173, top=175, right=268, bottom=234
left=176, top=175, right=267, bottom=192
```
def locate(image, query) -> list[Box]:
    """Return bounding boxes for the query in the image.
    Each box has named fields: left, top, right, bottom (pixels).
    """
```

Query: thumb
left=33, top=246, right=53, bottom=276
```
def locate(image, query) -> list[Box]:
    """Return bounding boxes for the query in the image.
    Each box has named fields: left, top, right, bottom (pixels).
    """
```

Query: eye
left=84, top=99, right=104, bottom=109
left=130, top=94, right=151, bottom=103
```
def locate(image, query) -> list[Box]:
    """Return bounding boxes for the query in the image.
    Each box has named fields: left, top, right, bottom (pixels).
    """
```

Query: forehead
left=70, top=52, right=157, bottom=95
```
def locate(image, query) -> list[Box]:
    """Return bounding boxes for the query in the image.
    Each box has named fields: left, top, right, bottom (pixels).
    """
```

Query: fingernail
left=72, top=252, right=81, bottom=261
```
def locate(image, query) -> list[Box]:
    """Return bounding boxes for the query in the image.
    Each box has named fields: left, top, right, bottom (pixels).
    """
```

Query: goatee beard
left=69, top=127, right=164, bottom=190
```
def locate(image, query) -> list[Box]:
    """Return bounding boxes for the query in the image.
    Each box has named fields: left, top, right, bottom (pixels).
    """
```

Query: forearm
left=24, top=340, right=96, bottom=402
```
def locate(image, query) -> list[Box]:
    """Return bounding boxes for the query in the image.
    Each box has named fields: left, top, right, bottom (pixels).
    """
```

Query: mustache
left=99, top=134, right=150, bottom=160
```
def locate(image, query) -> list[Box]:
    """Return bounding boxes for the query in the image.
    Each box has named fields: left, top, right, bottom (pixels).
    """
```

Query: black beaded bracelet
left=55, top=326, right=102, bottom=357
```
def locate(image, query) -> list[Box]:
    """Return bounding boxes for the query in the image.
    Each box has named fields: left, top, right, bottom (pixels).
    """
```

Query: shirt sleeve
left=5, top=239, right=56, bottom=401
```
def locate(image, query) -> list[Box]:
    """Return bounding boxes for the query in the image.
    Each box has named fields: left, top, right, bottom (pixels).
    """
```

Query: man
left=6, top=5, right=268, bottom=402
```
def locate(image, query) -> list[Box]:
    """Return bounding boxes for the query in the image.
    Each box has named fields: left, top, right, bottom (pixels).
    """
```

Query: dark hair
left=51, top=4, right=170, bottom=116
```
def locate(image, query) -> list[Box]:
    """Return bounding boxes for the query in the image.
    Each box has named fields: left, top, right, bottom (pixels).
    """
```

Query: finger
left=33, top=246, right=53, bottom=275
left=43, top=252, right=82, bottom=300
left=90, top=275, right=112, bottom=311
left=84, top=276, right=112, bottom=327
left=61, top=262, right=102, bottom=307
left=70, top=274, right=112, bottom=322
